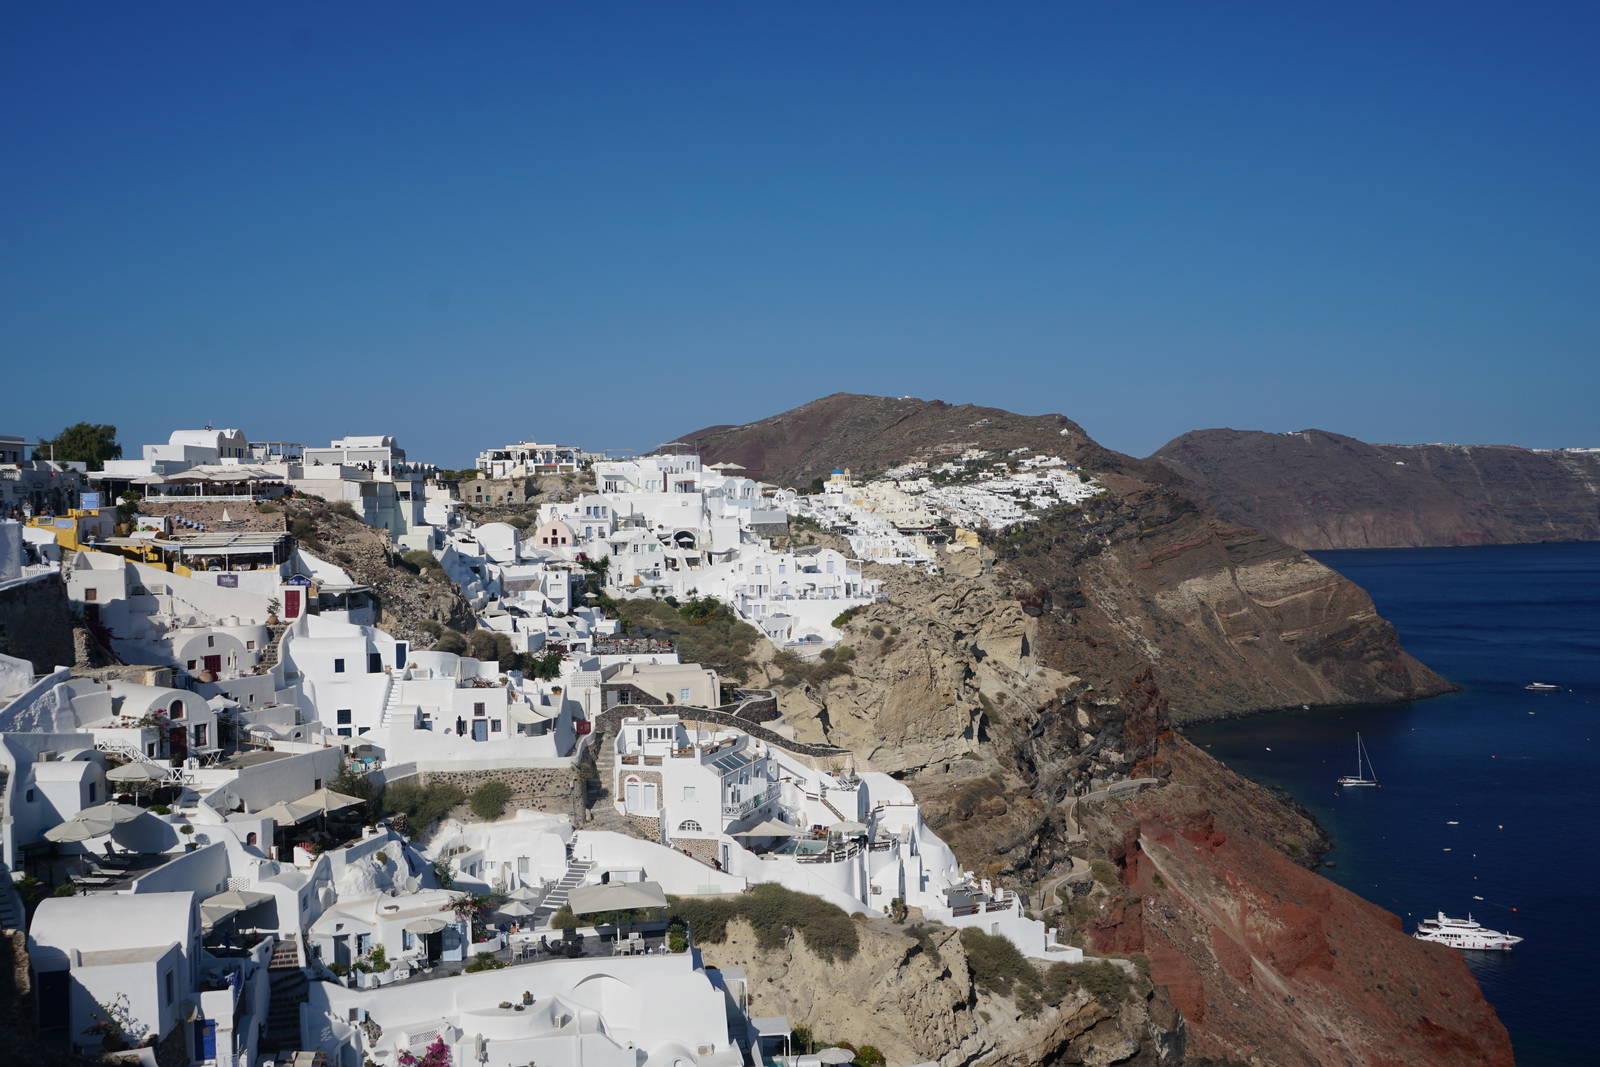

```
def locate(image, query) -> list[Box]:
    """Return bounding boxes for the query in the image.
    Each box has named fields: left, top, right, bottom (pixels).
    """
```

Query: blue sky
left=3, top=2, right=1596, bottom=465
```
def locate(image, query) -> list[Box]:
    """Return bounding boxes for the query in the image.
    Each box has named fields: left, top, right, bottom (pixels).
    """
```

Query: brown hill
left=681, top=394, right=1452, bottom=722
left=1152, top=427, right=1600, bottom=550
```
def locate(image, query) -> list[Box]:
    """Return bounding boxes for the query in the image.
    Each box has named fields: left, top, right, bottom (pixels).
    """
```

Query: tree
left=35, top=423, right=121, bottom=470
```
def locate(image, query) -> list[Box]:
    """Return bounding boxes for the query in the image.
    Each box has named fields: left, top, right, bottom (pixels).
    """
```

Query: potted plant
left=522, top=990, right=533, bottom=1005
left=267, top=597, right=281, bottom=625
left=180, top=824, right=196, bottom=850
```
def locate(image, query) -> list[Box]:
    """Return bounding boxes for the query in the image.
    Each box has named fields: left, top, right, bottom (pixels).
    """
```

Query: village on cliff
left=0, top=426, right=1106, bottom=1067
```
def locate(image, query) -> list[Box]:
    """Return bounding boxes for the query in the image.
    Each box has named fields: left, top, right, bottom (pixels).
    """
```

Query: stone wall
left=593, top=706, right=848, bottom=761
left=668, top=836, right=719, bottom=865
left=140, top=500, right=288, bottom=534
left=410, top=766, right=582, bottom=820
left=0, top=574, right=75, bottom=673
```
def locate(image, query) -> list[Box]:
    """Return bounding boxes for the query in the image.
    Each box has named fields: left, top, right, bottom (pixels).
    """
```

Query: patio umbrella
left=404, top=917, right=449, bottom=934
left=566, top=881, right=669, bottom=915
left=496, top=900, right=537, bottom=918
left=815, top=1049, right=857, bottom=1063
left=830, top=821, right=868, bottom=835
left=732, top=819, right=808, bottom=837
left=504, top=885, right=541, bottom=902
left=44, top=818, right=115, bottom=843
left=77, top=802, right=143, bottom=825
left=106, top=762, right=168, bottom=782
left=200, top=889, right=273, bottom=929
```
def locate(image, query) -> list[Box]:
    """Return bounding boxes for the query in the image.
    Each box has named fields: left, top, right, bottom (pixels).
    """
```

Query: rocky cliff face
left=683, top=395, right=1509, bottom=1064
left=695, top=916, right=1185, bottom=1067
left=1153, top=427, right=1600, bottom=549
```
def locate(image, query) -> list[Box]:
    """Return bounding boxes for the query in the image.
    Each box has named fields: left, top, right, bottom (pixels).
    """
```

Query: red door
left=284, top=589, right=301, bottom=618
left=169, top=726, right=188, bottom=759
left=204, top=655, right=222, bottom=674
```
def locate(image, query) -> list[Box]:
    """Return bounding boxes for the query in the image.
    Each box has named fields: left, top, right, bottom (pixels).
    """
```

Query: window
left=682, top=786, right=696, bottom=801
left=680, top=688, right=692, bottom=705
left=491, top=720, right=502, bottom=732
left=246, top=640, right=255, bottom=650
left=25, top=789, right=35, bottom=803
left=338, top=728, right=352, bottom=737
left=169, top=699, right=184, bottom=719
left=84, top=588, right=97, bottom=601
left=337, top=710, right=352, bottom=725
left=368, top=652, right=383, bottom=673
left=827, top=560, right=834, bottom=574
left=333, top=658, right=345, bottom=673
left=164, top=970, right=175, bottom=1005
left=193, top=724, right=207, bottom=747
left=473, top=702, right=486, bottom=716
left=187, top=660, right=197, bottom=670
left=677, top=820, right=702, bottom=832
left=207, top=635, right=215, bottom=648
left=88, top=783, right=96, bottom=803
left=314, top=778, right=322, bottom=790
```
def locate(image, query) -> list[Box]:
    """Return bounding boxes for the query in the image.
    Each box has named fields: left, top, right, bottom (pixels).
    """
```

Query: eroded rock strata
left=1153, top=427, right=1600, bottom=550
left=687, top=395, right=1506, bottom=1065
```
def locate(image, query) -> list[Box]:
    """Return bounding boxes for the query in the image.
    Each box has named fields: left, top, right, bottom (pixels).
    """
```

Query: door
left=194, top=1020, right=216, bottom=1060
left=203, top=655, right=222, bottom=674
left=441, top=924, right=465, bottom=962
left=625, top=781, right=639, bottom=811
left=643, top=783, right=657, bottom=811
left=169, top=726, right=188, bottom=760
left=283, top=589, right=301, bottom=618
left=394, top=642, right=408, bottom=669
left=472, top=719, right=488, bottom=742
left=37, top=970, right=69, bottom=1030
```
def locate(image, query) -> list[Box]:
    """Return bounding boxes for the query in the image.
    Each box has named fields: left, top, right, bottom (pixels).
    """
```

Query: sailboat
left=1337, top=733, right=1378, bottom=787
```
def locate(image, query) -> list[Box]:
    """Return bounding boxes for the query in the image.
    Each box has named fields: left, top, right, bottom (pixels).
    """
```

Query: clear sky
left=4, top=2, right=1597, bottom=465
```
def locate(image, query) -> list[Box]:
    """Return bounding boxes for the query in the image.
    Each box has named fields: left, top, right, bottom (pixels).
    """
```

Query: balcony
left=722, top=783, right=780, bottom=819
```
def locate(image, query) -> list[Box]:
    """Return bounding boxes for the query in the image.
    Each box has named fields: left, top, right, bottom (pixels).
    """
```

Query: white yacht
left=1524, top=682, right=1560, bottom=691
left=1413, top=912, right=1523, bottom=950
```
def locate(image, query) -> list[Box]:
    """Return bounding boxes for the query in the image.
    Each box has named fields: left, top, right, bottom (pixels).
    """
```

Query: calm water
left=1187, top=542, right=1600, bottom=1067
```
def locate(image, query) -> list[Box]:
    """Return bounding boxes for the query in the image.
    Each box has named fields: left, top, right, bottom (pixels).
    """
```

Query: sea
left=1185, top=541, right=1600, bottom=1067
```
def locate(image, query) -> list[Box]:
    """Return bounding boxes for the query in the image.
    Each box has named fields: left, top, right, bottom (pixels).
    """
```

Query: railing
left=619, top=755, right=639, bottom=765
left=951, top=904, right=979, bottom=917
left=642, top=755, right=663, bottom=766
left=670, top=747, right=697, bottom=759
left=721, top=783, right=779, bottom=819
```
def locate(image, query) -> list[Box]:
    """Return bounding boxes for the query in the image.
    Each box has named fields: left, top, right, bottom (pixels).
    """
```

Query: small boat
left=1414, top=912, right=1523, bottom=950
left=1337, top=732, right=1378, bottom=787
left=1524, top=682, right=1560, bottom=691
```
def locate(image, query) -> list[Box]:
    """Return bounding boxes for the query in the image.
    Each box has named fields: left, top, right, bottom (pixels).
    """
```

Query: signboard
left=80, top=492, right=102, bottom=509
left=216, top=574, right=238, bottom=588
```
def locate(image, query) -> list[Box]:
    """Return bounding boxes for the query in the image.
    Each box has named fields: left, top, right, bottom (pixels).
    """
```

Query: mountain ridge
left=1151, top=427, right=1600, bottom=550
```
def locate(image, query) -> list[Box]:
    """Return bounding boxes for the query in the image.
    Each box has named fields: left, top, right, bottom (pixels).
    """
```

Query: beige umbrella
left=258, top=787, right=366, bottom=825
left=496, top=900, right=538, bottom=918
left=200, top=889, right=273, bottom=929
left=566, top=881, right=670, bottom=915
left=77, top=802, right=143, bottom=824
left=505, top=885, right=541, bottom=902
left=732, top=819, right=808, bottom=837
left=44, top=818, right=116, bottom=843
left=404, top=917, right=449, bottom=934
left=815, top=1049, right=857, bottom=1064
left=106, top=762, right=168, bottom=782
left=830, top=820, right=868, bottom=835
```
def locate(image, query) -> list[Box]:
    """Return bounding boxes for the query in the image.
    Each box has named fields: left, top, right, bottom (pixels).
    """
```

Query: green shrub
left=959, top=927, right=1043, bottom=1011
left=1089, top=859, right=1120, bottom=888
left=432, top=630, right=469, bottom=655
left=853, top=1046, right=886, bottom=1067
left=904, top=923, right=943, bottom=965
left=383, top=781, right=465, bottom=834
left=53, top=883, right=78, bottom=897
left=613, top=598, right=761, bottom=682
left=464, top=951, right=506, bottom=973
left=289, top=515, right=317, bottom=542
left=469, top=780, right=513, bottom=821
left=831, top=605, right=865, bottom=629
left=668, top=884, right=859, bottom=963
left=257, top=501, right=278, bottom=514
left=1044, top=960, right=1131, bottom=1006
left=331, top=501, right=360, bottom=520
left=467, top=629, right=515, bottom=664
left=402, top=550, right=443, bottom=574
left=551, top=905, right=580, bottom=931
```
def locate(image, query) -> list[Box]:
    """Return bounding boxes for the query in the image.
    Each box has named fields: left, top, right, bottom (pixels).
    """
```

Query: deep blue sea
left=1187, top=542, right=1600, bottom=1067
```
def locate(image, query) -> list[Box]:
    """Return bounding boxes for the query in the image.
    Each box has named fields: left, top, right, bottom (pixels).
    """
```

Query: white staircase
left=379, top=674, right=405, bottom=730
left=533, top=855, right=594, bottom=926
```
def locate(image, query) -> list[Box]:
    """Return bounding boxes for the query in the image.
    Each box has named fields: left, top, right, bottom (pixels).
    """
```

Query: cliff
left=693, top=396, right=1452, bottom=723
left=680, top=395, right=1510, bottom=1064
left=1153, top=427, right=1600, bottom=550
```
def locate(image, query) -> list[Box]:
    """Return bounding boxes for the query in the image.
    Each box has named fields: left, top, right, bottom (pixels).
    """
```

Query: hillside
left=1152, top=428, right=1600, bottom=550
left=684, top=395, right=1452, bottom=723
left=687, top=395, right=1507, bottom=1065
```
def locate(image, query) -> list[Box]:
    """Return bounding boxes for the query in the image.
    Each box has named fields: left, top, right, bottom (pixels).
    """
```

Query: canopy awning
left=566, top=880, right=670, bottom=915
left=507, top=702, right=557, bottom=725
left=731, top=819, right=808, bottom=838
left=257, top=788, right=366, bottom=825
left=200, top=889, right=273, bottom=928
left=830, top=820, right=868, bottom=835
left=404, top=917, right=449, bottom=934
